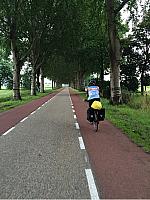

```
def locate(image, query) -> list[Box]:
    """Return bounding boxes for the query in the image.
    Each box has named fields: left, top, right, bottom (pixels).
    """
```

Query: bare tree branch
left=115, top=0, right=131, bottom=15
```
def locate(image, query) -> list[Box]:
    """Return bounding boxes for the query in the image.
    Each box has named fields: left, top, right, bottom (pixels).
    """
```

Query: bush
left=102, top=81, right=110, bottom=99
left=128, top=94, right=150, bottom=110
left=121, top=89, right=132, bottom=104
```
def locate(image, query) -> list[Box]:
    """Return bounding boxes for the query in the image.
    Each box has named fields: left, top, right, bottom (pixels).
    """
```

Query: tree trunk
left=141, top=69, right=144, bottom=96
left=40, top=67, right=45, bottom=93
left=10, top=19, right=21, bottom=100
left=100, top=66, right=104, bottom=95
left=106, top=0, right=122, bottom=104
left=12, top=62, right=21, bottom=100
left=52, top=80, right=54, bottom=89
left=31, top=66, right=36, bottom=96
left=36, top=68, right=40, bottom=92
left=78, top=70, right=85, bottom=91
left=110, top=69, right=114, bottom=102
left=76, top=72, right=80, bottom=90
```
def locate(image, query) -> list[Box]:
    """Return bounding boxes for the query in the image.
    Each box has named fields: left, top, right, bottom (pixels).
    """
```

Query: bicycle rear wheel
left=93, top=111, right=99, bottom=132
left=93, top=121, right=98, bottom=131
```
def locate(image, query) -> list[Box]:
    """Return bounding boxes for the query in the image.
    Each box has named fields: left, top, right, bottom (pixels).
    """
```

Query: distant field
left=0, top=89, right=12, bottom=98
left=138, top=86, right=150, bottom=94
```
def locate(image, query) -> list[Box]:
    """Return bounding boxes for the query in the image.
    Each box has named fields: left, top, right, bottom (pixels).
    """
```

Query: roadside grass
left=128, top=94, right=150, bottom=110
left=0, top=88, right=56, bottom=113
left=103, top=99, right=150, bottom=152
left=77, top=90, right=150, bottom=153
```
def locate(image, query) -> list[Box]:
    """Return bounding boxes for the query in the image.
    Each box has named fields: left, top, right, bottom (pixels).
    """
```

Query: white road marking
left=68, top=88, right=73, bottom=105
left=84, top=155, right=88, bottom=163
left=31, top=111, right=36, bottom=115
left=74, top=115, right=77, bottom=119
left=3, top=127, right=15, bottom=136
left=78, top=137, right=85, bottom=149
left=49, top=95, right=57, bottom=102
left=85, top=169, right=100, bottom=200
left=75, top=122, right=80, bottom=130
left=37, top=107, right=41, bottom=110
left=72, top=106, right=74, bottom=109
left=72, top=109, right=75, bottom=113
left=20, top=117, right=28, bottom=122
left=2, top=93, right=60, bottom=137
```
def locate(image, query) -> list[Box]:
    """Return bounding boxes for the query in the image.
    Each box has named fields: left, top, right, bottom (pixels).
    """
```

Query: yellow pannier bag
left=91, top=101, right=102, bottom=110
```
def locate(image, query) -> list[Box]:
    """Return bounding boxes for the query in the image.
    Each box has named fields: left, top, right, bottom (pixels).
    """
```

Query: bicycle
left=92, top=108, right=105, bottom=132
left=93, top=109, right=99, bottom=132
left=85, top=99, right=105, bottom=132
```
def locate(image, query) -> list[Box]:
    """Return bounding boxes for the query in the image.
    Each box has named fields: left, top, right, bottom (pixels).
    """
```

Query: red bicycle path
left=0, top=88, right=150, bottom=199
left=70, top=90, right=150, bottom=199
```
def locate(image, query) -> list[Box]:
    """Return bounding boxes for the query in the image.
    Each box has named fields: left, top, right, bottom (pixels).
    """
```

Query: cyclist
left=86, top=80, right=100, bottom=107
left=86, top=80, right=100, bottom=124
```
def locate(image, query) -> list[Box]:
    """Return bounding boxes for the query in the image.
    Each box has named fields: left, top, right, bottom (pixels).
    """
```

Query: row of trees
left=121, top=4, right=150, bottom=94
left=0, top=0, right=149, bottom=103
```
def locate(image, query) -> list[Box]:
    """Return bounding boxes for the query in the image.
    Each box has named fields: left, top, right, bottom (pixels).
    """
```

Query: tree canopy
left=0, top=0, right=149, bottom=102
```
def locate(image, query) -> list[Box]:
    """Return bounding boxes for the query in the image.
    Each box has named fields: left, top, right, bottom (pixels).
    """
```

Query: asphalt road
left=1, top=88, right=149, bottom=199
left=0, top=88, right=98, bottom=199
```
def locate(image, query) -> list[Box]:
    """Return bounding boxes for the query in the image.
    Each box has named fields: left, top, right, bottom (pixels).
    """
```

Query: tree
left=0, top=60, right=13, bottom=90
left=0, top=0, right=33, bottom=99
left=21, top=65, right=32, bottom=89
left=0, top=47, right=13, bottom=89
left=132, top=9, right=150, bottom=95
left=143, top=74, right=150, bottom=91
left=121, top=37, right=139, bottom=92
left=105, top=0, right=134, bottom=104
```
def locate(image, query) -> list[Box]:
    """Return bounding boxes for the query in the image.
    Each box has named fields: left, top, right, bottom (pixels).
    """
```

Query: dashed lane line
left=74, top=115, right=77, bottom=119
left=3, top=127, right=15, bottom=136
left=78, top=137, right=85, bottom=150
left=69, top=88, right=100, bottom=199
left=20, top=117, right=28, bottom=123
left=30, top=111, right=36, bottom=115
left=85, top=169, right=100, bottom=200
left=2, top=92, right=60, bottom=136
left=75, top=122, right=80, bottom=130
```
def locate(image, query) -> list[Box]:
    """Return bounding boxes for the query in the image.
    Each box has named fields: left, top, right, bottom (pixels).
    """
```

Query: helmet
left=89, top=79, right=96, bottom=85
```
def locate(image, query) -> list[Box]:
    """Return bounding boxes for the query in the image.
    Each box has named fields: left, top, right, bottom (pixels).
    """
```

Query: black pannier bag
left=87, top=107, right=94, bottom=122
left=98, top=108, right=105, bottom=121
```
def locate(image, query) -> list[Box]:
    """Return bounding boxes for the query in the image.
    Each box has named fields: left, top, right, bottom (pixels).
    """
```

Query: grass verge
left=0, top=88, right=58, bottom=113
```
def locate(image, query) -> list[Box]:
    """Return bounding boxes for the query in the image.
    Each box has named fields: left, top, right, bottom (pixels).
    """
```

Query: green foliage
left=0, top=0, right=149, bottom=98
left=121, top=77, right=139, bottom=92
left=21, top=66, right=32, bottom=89
left=132, top=9, right=150, bottom=75
left=0, top=49, right=13, bottom=89
left=127, top=94, right=150, bottom=110
left=121, top=37, right=139, bottom=92
left=143, top=74, right=150, bottom=86
left=102, top=81, right=110, bottom=99
left=121, top=89, right=132, bottom=104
